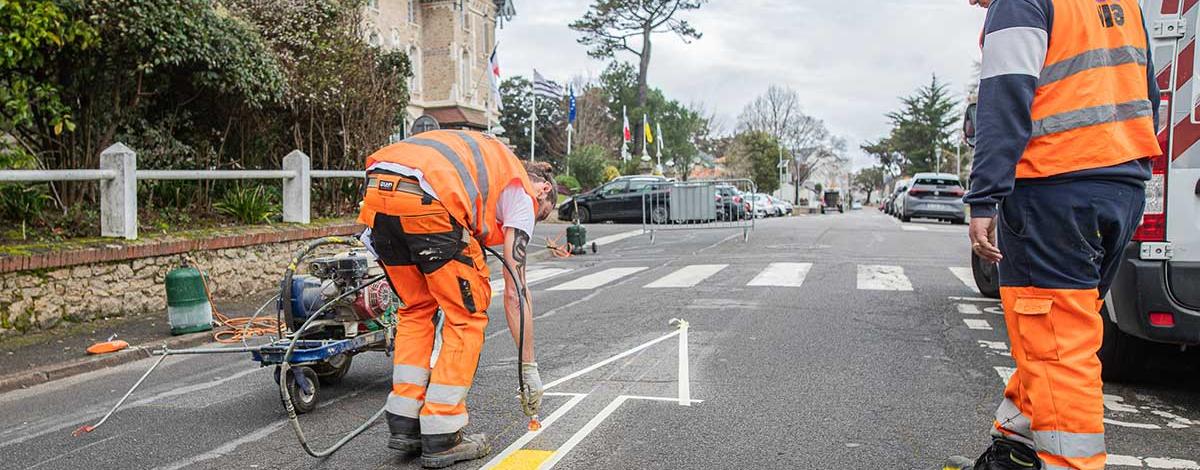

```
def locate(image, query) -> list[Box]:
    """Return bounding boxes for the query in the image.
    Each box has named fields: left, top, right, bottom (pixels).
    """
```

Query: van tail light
left=1133, top=154, right=1167, bottom=242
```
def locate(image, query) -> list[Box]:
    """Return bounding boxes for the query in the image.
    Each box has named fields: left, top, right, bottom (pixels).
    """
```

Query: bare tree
left=570, top=0, right=706, bottom=108
left=738, top=85, right=842, bottom=188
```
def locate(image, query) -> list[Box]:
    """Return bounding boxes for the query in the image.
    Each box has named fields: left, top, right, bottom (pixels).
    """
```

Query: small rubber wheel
left=590, top=242, right=597, bottom=254
left=286, top=366, right=320, bottom=414
left=313, top=353, right=353, bottom=385
left=970, top=251, right=1001, bottom=299
left=651, top=206, right=669, bottom=225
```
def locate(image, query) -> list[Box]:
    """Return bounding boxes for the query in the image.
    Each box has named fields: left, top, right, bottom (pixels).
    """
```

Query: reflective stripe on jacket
left=358, top=130, right=538, bottom=247
left=966, top=0, right=1160, bottom=218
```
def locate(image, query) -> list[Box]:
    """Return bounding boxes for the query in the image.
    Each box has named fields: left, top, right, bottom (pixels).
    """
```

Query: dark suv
left=557, top=176, right=668, bottom=223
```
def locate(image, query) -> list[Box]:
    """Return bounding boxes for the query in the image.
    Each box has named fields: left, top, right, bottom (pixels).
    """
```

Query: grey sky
left=497, top=1, right=988, bottom=168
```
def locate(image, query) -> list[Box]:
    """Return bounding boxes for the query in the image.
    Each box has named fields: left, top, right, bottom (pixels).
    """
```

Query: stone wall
left=0, top=223, right=361, bottom=334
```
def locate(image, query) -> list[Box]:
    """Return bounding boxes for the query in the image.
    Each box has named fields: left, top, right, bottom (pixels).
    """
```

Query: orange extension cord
left=544, top=233, right=574, bottom=259
left=194, top=261, right=284, bottom=344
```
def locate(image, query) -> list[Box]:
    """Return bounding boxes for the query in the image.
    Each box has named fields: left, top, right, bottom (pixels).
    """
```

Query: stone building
left=362, top=0, right=515, bottom=136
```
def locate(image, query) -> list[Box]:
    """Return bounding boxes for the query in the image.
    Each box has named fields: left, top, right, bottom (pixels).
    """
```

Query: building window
left=461, top=49, right=472, bottom=99
left=461, top=1, right=470, bottom=30
left=410, top=46, right=422, bottom=98
left=408, top=0, right=417, bottom=24
left=391, top=28, right=400, bottom=48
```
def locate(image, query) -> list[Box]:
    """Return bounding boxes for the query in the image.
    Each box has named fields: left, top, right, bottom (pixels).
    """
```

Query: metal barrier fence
left=641, top=179, right=757, bottom=243
left=0, top=143, right=364, bottom=240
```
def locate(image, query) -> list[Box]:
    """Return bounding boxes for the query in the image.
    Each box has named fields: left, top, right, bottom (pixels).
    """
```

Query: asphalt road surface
left=3, top=211, right=1198, bottom=469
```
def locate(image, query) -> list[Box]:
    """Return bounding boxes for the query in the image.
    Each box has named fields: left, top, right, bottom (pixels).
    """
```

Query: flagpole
left=656, top=121, right=663, bottom=174
left=530, top=70, right=537, bottom=162
left=621, top=105, right=629, bottom=162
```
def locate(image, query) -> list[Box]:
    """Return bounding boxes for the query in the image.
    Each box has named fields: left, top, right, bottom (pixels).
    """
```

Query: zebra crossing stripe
left=493, top=268, right=572, bottom=294
left=995, top=366, right=1016, bottom=385
left=963, top=319, right=992, bottom=330
left=948, top=267, right=980, bottom=294
left=957, top=303, right=983, bottom=315
left=547, top=267, right=647, bottom=291
left=746, top=262, right=812, bottom=287
left=856, top=265, right=913, bottom=291
left=645, top=265, right=728, bottom=288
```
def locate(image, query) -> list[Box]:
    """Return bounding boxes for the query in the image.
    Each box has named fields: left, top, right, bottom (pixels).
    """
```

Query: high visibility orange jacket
left=358, top=130, right=538, bottom=247
left=965, top=0, right=1161, bottom=218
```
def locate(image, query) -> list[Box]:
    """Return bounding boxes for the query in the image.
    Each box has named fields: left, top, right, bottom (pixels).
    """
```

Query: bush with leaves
left=555, top=174, right=581, bottom=194
left=603, top=165, right=621, bottom=182
left=568, top=145, right=610, bottom=190
left=214, top=185, right=279, bottom=225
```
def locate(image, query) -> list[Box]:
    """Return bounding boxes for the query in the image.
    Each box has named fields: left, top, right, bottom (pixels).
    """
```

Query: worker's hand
left=969, top=217, right=1003, bottom=263
left=519, top=362, right=543, bottom=417
left=969, top=0, right=992, bottom=7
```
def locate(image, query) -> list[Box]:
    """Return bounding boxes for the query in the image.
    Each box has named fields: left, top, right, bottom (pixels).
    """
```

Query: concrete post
left=282, top=150, right=311, bottom=224
left=100, top=143, right=137, bottom=239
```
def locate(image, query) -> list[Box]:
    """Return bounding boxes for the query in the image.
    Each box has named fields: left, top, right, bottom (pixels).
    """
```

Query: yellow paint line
left=492, top=450, right=554, bottom=470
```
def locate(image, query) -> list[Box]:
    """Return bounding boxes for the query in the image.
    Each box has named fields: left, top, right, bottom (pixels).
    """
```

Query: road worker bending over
left=948, top=1, right=1160, bottom=469
left=357, top=130, right=556, bottom=468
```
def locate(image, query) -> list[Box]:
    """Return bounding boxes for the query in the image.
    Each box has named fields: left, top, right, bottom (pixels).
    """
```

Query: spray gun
left=482, top=246, right=541, bottom=432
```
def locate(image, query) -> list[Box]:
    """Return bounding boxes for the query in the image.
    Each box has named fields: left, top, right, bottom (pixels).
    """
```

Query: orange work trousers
left=360, top=176, right=491, bottom=437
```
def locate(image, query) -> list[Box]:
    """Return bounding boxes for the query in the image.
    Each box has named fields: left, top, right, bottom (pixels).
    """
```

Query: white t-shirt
left=366, top=161, right=536, bottom=240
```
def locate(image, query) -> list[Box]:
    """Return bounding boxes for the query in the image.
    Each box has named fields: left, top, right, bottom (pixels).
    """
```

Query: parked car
left=557, top=176, right=668, bottom=223
left=885, top=178, right=912, bottom=217
left=748, top=193, right=775, bottom=218
left=715, top=184, right=750, bottom=220
left=769, top=196, right=793, bottom=216
left=895, top=173, right=966, bottom=224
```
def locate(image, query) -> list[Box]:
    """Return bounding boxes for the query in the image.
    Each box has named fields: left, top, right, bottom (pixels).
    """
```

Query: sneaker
left=944, top=438, right=1041, bottom=470
left=421, top=433, right=491, bottom=469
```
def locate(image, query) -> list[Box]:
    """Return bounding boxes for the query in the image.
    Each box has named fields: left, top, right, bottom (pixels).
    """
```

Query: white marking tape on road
left=547, top=267, right=647, bottom=291
left=958, top=303, right=983, bottom=315
left=676, top=320, right=690, bottom=406
left=1108, top=454, right=1200, bottom=469
left=995, top=366, right=1015, bottom=385
left=977, top=340, right=1009, bottom=355
left=478, top=392, right=588, bottom=470
left=949, top=296, right=1002, bottom=303
left=949, top=267, right=980, bottom=294
left=901, top=225, right=929, bottom=231
left=645, top=264, right=728, bottom=289
left=746, top=262, right=812, bottom=287
left=964, top=319, right=992, bottom=330
left=590, top=229, right=643, bottom=247
left=492, top=268, right=572, bottom=295
left=857, top=265, right=913, bottom=291
left=1105, top=418, right=1162, bottom=430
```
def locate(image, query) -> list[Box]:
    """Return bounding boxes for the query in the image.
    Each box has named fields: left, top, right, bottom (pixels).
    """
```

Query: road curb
left=0, top=330, right=216, bottom=394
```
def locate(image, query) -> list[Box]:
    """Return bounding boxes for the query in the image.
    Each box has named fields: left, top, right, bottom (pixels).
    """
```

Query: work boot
left=421, top=431, right=491, bottom=469
left=386, top=414, right=421, bottom=453
left=943, top=438, right=1041, bottom=470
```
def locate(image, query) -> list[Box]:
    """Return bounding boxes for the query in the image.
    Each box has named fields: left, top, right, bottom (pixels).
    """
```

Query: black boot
left=386, top=414, right=421, bottom=453
left=421, top=431, right=491, bottom=469
left=944, top=438, right=1041, bottom=470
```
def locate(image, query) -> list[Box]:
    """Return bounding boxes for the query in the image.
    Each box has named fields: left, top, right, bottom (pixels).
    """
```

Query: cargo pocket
left=457, top=277, right=477, bottom=313
left=401, top=213, right=467, bottom=274
left=1014, top=296, right=1059, bottom=361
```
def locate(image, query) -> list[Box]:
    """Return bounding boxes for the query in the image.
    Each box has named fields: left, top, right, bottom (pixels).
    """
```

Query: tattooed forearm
left=514, top=229, right=530, bottom=272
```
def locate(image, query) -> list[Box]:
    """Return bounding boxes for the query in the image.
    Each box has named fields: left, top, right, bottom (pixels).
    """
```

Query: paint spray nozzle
left=528, top=415, right=542, bottom=432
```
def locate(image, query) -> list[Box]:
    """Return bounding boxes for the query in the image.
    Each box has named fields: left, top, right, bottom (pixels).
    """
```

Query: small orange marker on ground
left=527, top=416, right=542, bottom=432
left=86, top=338, right=129, bottom=355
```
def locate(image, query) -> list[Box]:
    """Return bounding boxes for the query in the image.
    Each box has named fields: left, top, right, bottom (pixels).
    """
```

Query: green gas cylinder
left=566, top=222, right=588, bottom=255
left=165, top=265, right=214, bottom=335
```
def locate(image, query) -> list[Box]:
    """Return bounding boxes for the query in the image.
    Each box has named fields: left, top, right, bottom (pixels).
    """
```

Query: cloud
left=497, top=1, right=988, bottom=168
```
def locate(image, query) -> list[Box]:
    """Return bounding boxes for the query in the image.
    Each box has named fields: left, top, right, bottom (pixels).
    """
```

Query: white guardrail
left=0, top=143, right=365, bottom=240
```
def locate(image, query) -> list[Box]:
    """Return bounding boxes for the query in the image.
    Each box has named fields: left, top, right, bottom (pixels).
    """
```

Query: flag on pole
left=567, top=84, right=577, bottom=124
left=488, top=48, right=502, bottom=110
left=644, top=115, right=654, bottom=145
left=532, top=70, right=563, bottom=99
left=622, top=106, right=631, bottom=142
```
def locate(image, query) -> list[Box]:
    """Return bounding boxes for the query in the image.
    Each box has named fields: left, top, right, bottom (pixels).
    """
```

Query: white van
left=966, top=3, right=1200, bottom=380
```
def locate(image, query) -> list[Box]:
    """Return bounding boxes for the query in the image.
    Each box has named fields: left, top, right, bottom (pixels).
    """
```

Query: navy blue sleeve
left=965, top=0, right=1052, bottom=219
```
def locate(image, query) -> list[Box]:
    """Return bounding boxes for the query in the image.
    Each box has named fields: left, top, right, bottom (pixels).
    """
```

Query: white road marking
left=901, top=225, right=929, bottom=231
left=948, top=296, right=1002, bottom=303
left=1105, top=418, right=1162, bottom=430
left=676, top=320, right=691, bottom=406
left=1107, top=454, right=1200, bottom=469
left=856, top=265, right=913, bottom=291
left=977, top=340, right=1009, bottom=354
left=964, top=319, right=992, bottom=330
left=1150, top=409, right=1196, bottom=428
left=995, top=366, right=1015, bottom=385
left=645, top=264, right=728, bottom=288
left=958, top=303, right=983, bottom=315
left=547, top=267, right=647, bottom=291
left=746, top=262, right=812, bottom=287
left=537, top=395, right=699, bottom=470
left=492, top=268, right=572, bottom=294
left=590, top=229, right=643, bottom=246
left=478, top=392, right=589, bottom=470
left=544, top=328, right=682, bottom=390
left=949, top=267, right=980, bottom=294
left=1105, top=394, right=1140, bottom=413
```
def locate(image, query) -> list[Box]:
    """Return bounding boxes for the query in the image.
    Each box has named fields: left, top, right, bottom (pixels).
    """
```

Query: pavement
left=1, top=211, right=1198, bottom=469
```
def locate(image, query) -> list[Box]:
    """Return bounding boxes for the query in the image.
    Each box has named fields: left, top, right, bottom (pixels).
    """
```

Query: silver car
left=897, top=173, right=966, bottom=224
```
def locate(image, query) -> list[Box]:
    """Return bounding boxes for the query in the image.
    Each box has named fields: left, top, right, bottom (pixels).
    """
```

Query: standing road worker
left=948, top=0, right=1160, bottom=469
left=357, top=130, right=556, bottom=468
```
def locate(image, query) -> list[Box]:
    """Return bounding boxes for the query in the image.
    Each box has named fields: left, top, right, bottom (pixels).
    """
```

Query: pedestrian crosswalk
left=532, top=263, right=976, bottom=293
